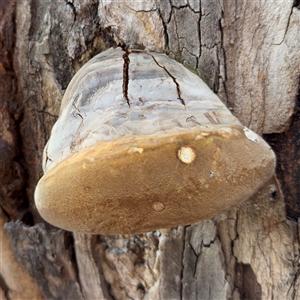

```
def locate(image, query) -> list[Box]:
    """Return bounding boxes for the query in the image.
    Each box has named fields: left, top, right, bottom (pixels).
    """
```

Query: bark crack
left=294, top=0, right=300, bottom=9
left=149, top=54, right=186, bottom=106
left=180, top=226, right=187, bottom=300
left=273, top=4, right=294, bottom=45
left=157, top=4, right=170, bottom=50
left=64, top=0, right=77, bottom=23
left=171, top=3, right=200, bottom=14
left=44, top=145, right=53, bottom=170
left=197, top=3, right=202, bottom=59
left=181, top=46, right=197, bottom=61
left=0, top=273, right=9, bottom=300
left=287, top=255, right=300, bottom=299
left=126, top=5, right=157, bottom=13
left=36, top=109, right=58, bottom=118
left=170, top=6, right=180, bottom=58
left=218, top=14, right=228, bottom=103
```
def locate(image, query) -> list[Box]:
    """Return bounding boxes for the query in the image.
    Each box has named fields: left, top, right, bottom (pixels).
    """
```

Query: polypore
left=34, top=48, right=276, bottom=235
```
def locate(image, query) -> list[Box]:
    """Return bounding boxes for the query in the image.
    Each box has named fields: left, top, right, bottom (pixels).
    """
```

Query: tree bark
left=1, top=0, right=300, bottom=299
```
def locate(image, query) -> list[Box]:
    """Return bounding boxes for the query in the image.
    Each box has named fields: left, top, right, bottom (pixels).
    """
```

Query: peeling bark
left=1, top=0, right=300, bottom=299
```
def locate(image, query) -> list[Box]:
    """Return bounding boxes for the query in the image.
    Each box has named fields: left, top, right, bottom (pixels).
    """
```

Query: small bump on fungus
left=34, top=47, right=276, bottom=235
left=177, top=146, right=196, bottom=164
left=152, top=202, right=165, bottom=212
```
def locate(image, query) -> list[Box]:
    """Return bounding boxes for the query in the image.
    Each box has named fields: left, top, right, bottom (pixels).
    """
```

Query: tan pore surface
left=35, top=125, right=275, bottom=235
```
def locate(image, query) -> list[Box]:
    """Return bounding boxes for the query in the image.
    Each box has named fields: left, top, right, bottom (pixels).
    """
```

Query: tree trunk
left=1, top=1, right=300, bottom=299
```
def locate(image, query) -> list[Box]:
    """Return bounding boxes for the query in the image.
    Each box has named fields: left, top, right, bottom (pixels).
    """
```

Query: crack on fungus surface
left=149, top=54, right=186, bottom=106
left=122, top=48, right=186, bottom=107
left=44, top=145, right=53, bottom=170
left=122, top=50, right=131, bottom=107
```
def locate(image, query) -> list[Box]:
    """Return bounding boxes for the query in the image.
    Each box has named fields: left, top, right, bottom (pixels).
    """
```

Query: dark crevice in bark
left=21, top=211, right=35, bottom=226
left=0, top=107, right=29, bottom=221
left=136, top=283, right=146, bottom=296
left=50, top=3, right=117, bottom=89
left=108, top=284, right=118, bottom=300
left=28, top=0, right=40, bottom=40
left=235, top=263, right=262, bottom=300
left=0, top=273, right=9, bottom=300
left=169, top=6, right=181, bottom=59
left=48, top=24, right=74, bottom=89
left=171, top=4, right=189, bottom=10
left=218, top=10, right=229, bottom=104
left=265, top=78, right=300, bottom=219
left=65, top=0, right=77, bottom=21
left=17, top=104, right=42, bottom=222
left=166, top=0, right=173, bottom=23
left=36, top=109, right=59, bottom=118
left=172, top=3, right=199, bottom=14
left=197, top=4, right=201, bottom=59
left=157, top=6, right=170, bottom=52
left=99, top=26, right=119, bottom=49
left=293, top=0, right=300, bottom=8
left=66, top=233, right=85, bottom=297
left=127, top=5, right=157, bottom=13
left=0, top=0, right=33, bottom=224
left=288, top=267, right=300, bottom=299
left=180, top=226, right=187, bottom=300
left=92, top=237, right=114, bottom=300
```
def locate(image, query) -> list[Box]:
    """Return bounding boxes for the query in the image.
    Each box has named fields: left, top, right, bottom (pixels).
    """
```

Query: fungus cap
left=34, top=48, right=276, bottom=235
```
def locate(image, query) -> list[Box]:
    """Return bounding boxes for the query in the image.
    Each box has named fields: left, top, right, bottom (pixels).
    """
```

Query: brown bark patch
left=0, top=0, right=30, bottom=222
left=235, top=263, right=262, bottom=300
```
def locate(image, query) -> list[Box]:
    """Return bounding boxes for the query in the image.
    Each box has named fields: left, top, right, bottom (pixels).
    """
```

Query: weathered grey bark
left=1, top=0, right=300, bottom=299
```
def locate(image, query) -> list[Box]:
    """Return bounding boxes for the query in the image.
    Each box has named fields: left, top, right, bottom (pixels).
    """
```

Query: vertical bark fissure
left=180, top=226, right=187, bottom=300
left=288, top=266, right=300, bottom=299
left=157, top=7, right=170, bottom=51
left=197, top=0, right=202, bottom=60
left=273, top=3, right=294, bottom=46
left=64, top=0, right=77, bottom=22
left=170, top=6, right=181, bottom=58
left=218, top=9, right=228, bottom=102
left=0, top=273, right=9, bottom=300
left=92, top=237, right=115, bottom=300
left=67, top=233, right=83, bottom=297
left=0, top=0, right=33, bottom=224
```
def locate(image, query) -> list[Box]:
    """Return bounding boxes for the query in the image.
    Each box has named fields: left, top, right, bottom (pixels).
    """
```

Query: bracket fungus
left=34, top=48, right=276, bottom=235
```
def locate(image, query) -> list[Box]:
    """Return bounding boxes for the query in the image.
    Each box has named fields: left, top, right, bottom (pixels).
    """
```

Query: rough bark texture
left=1, top=0, right=300, bottom=299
